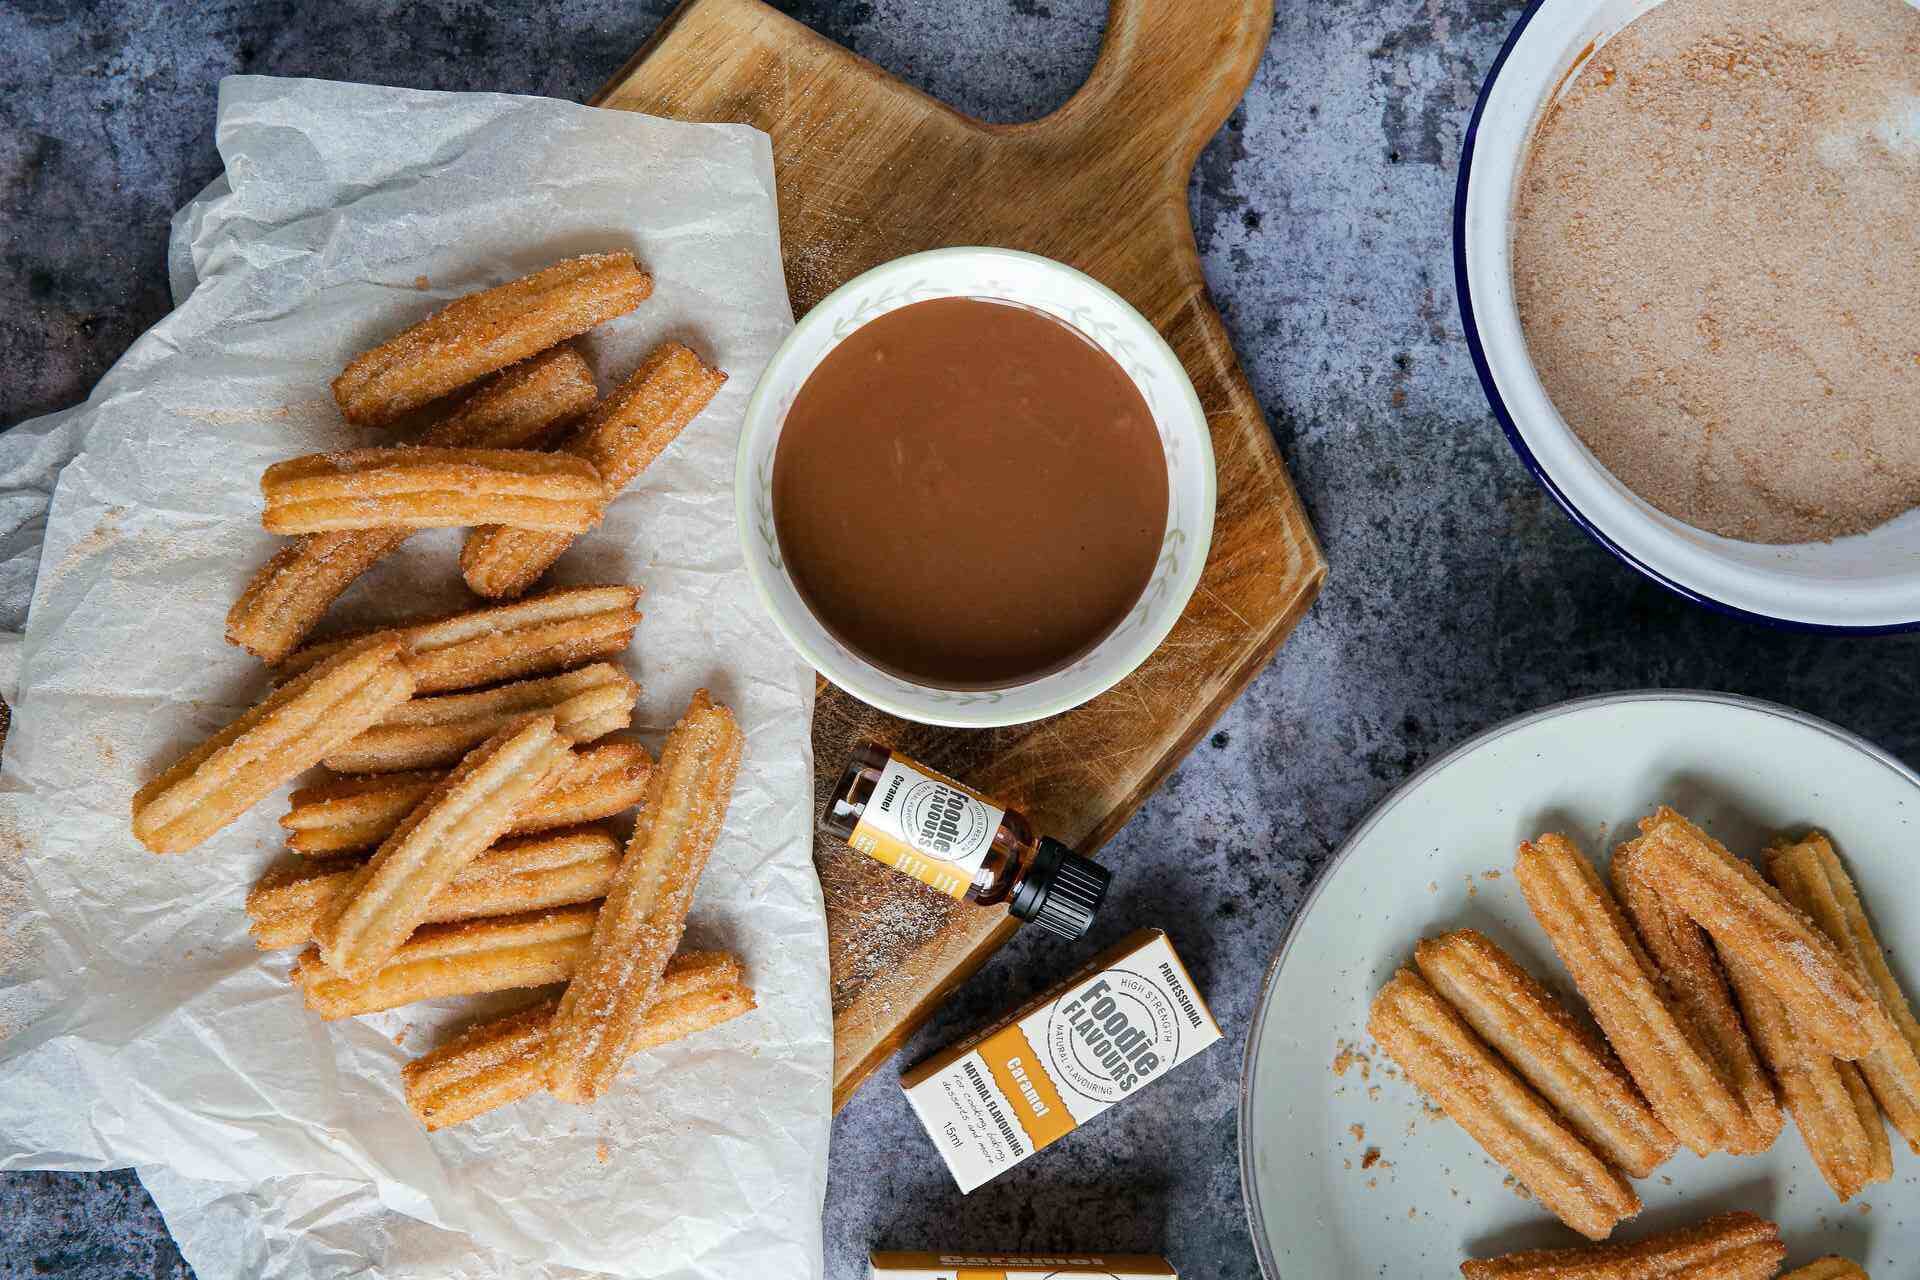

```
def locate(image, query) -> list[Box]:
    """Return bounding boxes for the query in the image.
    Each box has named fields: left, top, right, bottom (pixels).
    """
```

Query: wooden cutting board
left=594, top=0, right=1325, bottom=1108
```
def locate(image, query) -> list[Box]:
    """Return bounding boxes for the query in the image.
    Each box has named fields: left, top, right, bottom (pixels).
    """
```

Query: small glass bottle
left=821, top=741, right=1111, bottom=939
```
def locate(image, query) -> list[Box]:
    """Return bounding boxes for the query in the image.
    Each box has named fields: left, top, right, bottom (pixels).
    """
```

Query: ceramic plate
left=1240, top=692, right=1920, bottom=1275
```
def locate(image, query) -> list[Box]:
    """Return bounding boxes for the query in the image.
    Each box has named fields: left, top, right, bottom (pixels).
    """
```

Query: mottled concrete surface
left=5, top=1, right=1920, bottom=1278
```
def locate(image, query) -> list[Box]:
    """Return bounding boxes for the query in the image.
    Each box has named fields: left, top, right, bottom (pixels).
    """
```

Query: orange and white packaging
left=899, top=928, right=1222, bottom=1193
left=869, top=1251, right=1178, bottom=1279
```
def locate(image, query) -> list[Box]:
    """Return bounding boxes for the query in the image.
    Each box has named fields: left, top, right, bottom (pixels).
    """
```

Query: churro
left=311, top=715, right=575, bottom=980
left=293, top=903, right=600, bottom=1019
left=276, top=584, right=641, bottom=692
left=1635, top=807, right=1888, bottom=1060
left=321, top=662, right=637, bottom=774
left=1414, top=929, right=1676, bottom=1177
left=1368, top=968, right=1639, bottom=1240
left=462, top=341, right=725, bottom=598
left=1723, top=950, right=1893, bottom=1202
left=261, top=447, right=605, bottom=536
left=226, top=347, right=598, bottom=663
left=131, top=638, right=413, bottom=854
left=331, top=252, right=651, bottom=426
left=1611, top=838, right=1782, bottom=1155
left=248, top=826, right=620, bottom=949
left=546, top=689, right=743, bottom=1104
left=403, top=951, right=751, bottom=1130
left=1458, top=1210, right=1784, bottom=1280
left=1782, top=1260, right=1870, bottom=1280
left=1769, top=834, right=1920, bottom=1154
left=1515, top=833, right=1748, bottom=1156
left=281, top=741, right=650, bottom=854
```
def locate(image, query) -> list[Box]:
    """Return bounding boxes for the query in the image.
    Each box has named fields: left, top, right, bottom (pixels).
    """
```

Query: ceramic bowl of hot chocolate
left=1457, top=0, right=1920, bottom=631
left=737, top=247, right=1216, bottom=728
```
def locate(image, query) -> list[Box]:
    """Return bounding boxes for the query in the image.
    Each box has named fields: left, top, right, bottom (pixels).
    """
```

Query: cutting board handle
left=1025, top=0, right=1274, bottom=176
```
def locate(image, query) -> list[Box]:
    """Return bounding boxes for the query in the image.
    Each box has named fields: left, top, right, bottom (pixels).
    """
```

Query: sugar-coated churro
left=1723, top=949, right=1893, bottom=1202
left=546, top=689, right=743, bottom=1104
left=281, top=741, right=650, bottom=854
left=1782, top=1259, right=1870, bottom=1280
left=1368, top=968, right=1639, bottom=1240
left=293, top=903, right=600, bottom=1019
left=311, top=715, right=575, bottom=981
left=276, top=584, right=641, bottom=692
left=1515, top=833, right=1748, bottom=1157
left=321, top=662, right=637, bottom=773
left=226, top=347, right=598, bottom=663
left=1769, top=833, right=1920, bottom=1154
left=1458, top=1210, right=1784, bottom=1280
left=402, top=951, right=751, bottom=1130
left=248, top=826, right=620, bottom=949
left=462, top=341, right=726, bottom=599
left=1635, top=807, right=1888, bottom=1060
left=1611, top=838, right=1782, bottom=1155
left=131, top=638, right=413, bottom=854
left=261, top=447, right=605, bottom=536
left=331, top=253, right=651, bottom=426
left=1415, top=929, right=1676, bottom=1178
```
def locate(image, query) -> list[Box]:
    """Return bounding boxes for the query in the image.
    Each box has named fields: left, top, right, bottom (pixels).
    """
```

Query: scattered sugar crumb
left=1367, top=1086, right=1382, bottom=1101
left=1362, top=1147, right=1383, bottom=1169
left=1344, top=1157, right=1352, bottom=1170
left=596, top=1139, right=611, bottom=1164
left=1481, top=869, right=1502, bottom=881
left=415, top=275, right=431, bottom=290
left=1349, top=1123, right=1366, bottom=1142
left=391, top=1023, right=412, bottom=1047
left=1427, top=880, right=1439, bottom=893
left=1332, top=1040, right=1372, bottom=1079
left=1858, top=1202, right=1872, bottom=1215
left=1365, top=1178, right=1378, bottom=1190
left=1503, top=1175, right=1533, bottom=1201
left=1660, top=1175, right=1673, bottom=1186
left=1464, top=876, right=1478, bottom=897
left=1408, top=1207, right=1418, bottom=1220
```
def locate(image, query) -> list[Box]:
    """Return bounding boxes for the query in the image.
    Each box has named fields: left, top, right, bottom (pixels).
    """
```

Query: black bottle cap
left=1008, top=837, right=1110, bottom=939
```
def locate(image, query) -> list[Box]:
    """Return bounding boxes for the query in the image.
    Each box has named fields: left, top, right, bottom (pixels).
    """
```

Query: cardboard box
left=899, top=928, right=1221, bottom=1193
left=870, top=1252, right=1178, bottom=1279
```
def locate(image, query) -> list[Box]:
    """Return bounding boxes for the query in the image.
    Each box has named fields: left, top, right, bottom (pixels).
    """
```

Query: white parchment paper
left=0, top=77, right=829, bottom=1280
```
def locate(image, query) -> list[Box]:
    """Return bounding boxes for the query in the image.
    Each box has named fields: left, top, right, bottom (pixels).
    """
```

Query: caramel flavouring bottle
left=822, top=742, right=1110, bottom=939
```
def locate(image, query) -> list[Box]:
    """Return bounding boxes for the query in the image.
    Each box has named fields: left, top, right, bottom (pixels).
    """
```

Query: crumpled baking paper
left=0, top=77, right=829, bottom=1280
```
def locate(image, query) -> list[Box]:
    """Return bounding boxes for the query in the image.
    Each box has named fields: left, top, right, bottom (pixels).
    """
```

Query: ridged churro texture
left=1611, top=838, right=1782, bottom=1156
left=248, top=826, right=620, bottom=949
left=403, top=951, right=751, bottom=1130
left=1723, top=949, right=1892, bottom=1202
left=321, top=662, right=638, bottom=774
left=1458, top=1210, right=1784, bottom=1280
left=281, top=741, right=650, bottom=855
left=1782, top=1259, right=1870, bottom=1280
left=1634, top=807, right=1888, bottom=1060
left=226, top=347, right=598, bottom=663
left=1415, top=929, right=1676, bottom=1178
left=276, top=584, right=642, bottom=692
left=1368, top=967, right=1639, bottom=1240
left=1515, top=833, right=1748, bottom=1157
left=462, top=342, right=726, bottom=599
left=261, top=447, right=606, bottom=536
left=546, top=689, right=743, bottom=1104
left=131, top=638, right=414, bottom=853
left=331, top=253, right=652, bottom=426
left=1768, top=834, right=1920, bottom=1155
left=293, top=903, right=601, bottom=1019
left=311, top=715, right=576, bottom=981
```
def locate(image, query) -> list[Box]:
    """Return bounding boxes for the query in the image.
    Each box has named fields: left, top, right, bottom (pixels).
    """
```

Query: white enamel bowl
left=1456, top=0, right=1920, bottom=631
left=1239, top=691, right=1920, bottom=1276
left=736, top=247, right=1215, bottom=728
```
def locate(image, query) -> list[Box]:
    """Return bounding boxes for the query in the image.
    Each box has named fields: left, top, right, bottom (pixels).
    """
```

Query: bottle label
left=848, top=753, right=1005, bottom=900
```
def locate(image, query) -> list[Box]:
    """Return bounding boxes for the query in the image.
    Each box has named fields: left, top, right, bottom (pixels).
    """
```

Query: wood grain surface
left=594, top=0, right=1326, bottom=1108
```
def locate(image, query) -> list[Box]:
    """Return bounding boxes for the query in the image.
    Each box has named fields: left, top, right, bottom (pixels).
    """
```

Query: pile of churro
left=130, top=254, right=756, bottom=1130
left=1368, top=806, right=1917, bottom=1276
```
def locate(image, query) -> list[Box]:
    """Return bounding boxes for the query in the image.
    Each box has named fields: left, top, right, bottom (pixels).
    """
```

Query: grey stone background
left=2, top=1, right=1914, bottom=1277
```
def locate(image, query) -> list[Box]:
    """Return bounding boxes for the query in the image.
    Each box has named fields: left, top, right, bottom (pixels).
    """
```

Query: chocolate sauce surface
left=772, top=296, right=1168, bottom=688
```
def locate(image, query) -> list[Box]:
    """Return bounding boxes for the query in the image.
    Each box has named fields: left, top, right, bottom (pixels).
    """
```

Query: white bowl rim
left=734, top=245, right=1218, bottom=728
left=1233, top=687, right=1920, bottom=1276
left=1453, top=0, right=1920, bottom=635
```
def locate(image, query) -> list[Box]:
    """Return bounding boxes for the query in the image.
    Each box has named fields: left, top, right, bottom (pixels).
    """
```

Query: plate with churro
left=0, top=80, right=827, bottom=1280
left=1240, top=692, right=1920, bottom=1278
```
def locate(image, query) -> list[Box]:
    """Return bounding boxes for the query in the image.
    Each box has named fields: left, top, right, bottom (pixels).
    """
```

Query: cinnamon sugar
left=1514, top=0, right=1920, bottom=543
